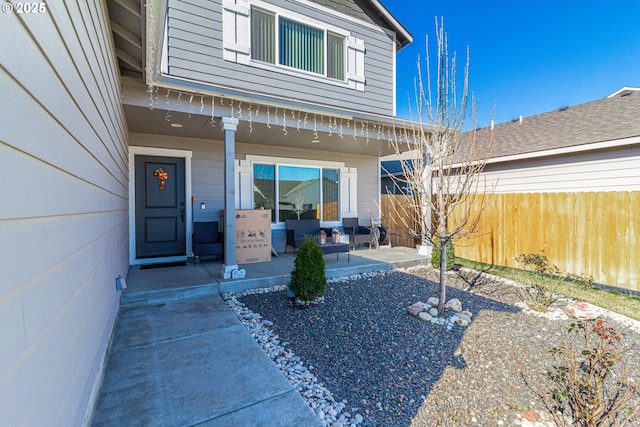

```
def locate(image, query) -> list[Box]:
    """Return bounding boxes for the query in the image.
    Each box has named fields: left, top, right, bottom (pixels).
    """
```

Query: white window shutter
left=222, top=0, right=250, bottom=64
left=347, top=36, right=365, bottom=91
left=340, top=167, right=358, bottom=217
left=235, top=159, right=253, bottom=209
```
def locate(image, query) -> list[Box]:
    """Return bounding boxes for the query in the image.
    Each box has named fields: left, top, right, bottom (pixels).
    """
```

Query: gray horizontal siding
left=166, top=0, right=396, bottom=116
left=0, top=1, right=128, bottom=425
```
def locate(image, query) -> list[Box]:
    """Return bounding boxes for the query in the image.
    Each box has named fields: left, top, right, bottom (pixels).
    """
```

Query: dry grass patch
left=456, top=258, right=640, bottom=322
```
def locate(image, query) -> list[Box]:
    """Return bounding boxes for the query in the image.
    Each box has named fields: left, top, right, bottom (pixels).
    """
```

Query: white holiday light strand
left=313, top=114, right=319, bottom=141
left=266, top=106, right=271, bottom=128
left=366, top=122, right=370, bottom=144
left=296, top=111, right=301, bottom=132
left=147, top=84, right=155, bottom=110
left=274, top=107, right=279, bottom=124
left=164, top=89, right=172, bottom=121
left=248, top=104, right=253, bottom=133
left=339, top=118, right=344, bottom=138
left=188, top=95, right=194, bottom=118
left=237, top=102, right=243, bottom=119
left=282, top=109, right=288, bottom=135
left=210, top=97, right=216, bottom=127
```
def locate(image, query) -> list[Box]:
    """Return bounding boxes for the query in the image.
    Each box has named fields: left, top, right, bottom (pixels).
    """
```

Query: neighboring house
left=381, top=88, right=640, bottom=292
left=464, top=87, right=640, bottom=293
left=478, top=87, right=640, bottom=194
left=1, top=0, right=416, bottom=425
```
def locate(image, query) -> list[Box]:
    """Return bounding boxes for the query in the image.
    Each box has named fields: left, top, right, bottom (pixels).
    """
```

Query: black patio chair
left=192, top=221, right=223, bottom=265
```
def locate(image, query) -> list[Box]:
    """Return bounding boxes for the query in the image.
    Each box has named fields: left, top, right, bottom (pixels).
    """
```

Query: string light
left=210, top=97, right=215, bottom=127
left=140, top=82, right=400, bottom=148
left=312, top=114, right=319, bottom=142
left=147, top=84, right=154, bottom=109
left=282, top=109, right=287, bottom=135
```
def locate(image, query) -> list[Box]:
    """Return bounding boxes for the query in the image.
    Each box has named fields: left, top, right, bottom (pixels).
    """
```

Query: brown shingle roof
left=488, top=89, right=640, bottom=159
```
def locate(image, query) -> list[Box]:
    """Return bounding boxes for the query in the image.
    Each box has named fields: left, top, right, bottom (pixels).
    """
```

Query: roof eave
left=367, top=0, right=413, bottom=50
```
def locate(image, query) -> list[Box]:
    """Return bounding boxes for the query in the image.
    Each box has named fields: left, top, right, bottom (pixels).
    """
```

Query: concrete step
left=120, top=282, right=220, bottom=307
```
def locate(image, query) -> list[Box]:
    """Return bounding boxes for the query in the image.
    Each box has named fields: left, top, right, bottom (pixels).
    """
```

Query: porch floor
left=92, top=246, right=427, bottom=426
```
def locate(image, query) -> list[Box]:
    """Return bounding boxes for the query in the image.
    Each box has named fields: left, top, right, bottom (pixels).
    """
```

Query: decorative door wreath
left=153, top=168, right=168, bottom=189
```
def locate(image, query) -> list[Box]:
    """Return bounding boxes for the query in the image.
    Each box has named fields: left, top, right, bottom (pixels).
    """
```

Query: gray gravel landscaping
left=230, top=266, right=640, bottom=426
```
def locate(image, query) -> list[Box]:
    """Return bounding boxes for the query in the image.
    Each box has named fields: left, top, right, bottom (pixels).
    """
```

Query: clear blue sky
left=385, top=1, right=640, bottom=125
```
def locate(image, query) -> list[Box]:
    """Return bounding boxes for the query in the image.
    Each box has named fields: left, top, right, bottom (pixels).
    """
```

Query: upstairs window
left=250, top=7, right=345, bottom=80
left=223, top=0, right=365, bottom=90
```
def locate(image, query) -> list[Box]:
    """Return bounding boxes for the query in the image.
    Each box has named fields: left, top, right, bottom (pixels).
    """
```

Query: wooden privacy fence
left=380, top=194, right=422, bottom=249
left=381, top=192, right=639, bottom=292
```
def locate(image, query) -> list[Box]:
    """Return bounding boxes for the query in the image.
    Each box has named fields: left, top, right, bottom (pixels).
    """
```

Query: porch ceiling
left=124, top=104, right=409, bottom=156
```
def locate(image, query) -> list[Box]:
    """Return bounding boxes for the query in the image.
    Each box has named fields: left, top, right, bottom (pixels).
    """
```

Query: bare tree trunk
left=438, top=239, right=447, bottom=314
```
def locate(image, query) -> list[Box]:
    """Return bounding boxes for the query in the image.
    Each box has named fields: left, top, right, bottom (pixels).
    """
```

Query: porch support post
left=221, top=116, right=242, bottom=279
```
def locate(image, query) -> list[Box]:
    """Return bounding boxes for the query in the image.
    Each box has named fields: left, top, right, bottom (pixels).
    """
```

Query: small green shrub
left=545, top=320, right=639, bottom=426
left=431, top=237, right=455, bottom=270
left=289, top=236, right=326, bottom=301
left=513, top=250, right=563, bottom=312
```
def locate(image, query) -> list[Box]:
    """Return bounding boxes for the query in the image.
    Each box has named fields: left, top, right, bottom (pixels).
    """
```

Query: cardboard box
left=234, top=209, right=271, bottom=264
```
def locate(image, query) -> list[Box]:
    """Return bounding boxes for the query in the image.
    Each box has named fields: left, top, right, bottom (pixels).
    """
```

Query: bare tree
left=387, top=18, right=494, bottom=314
left=291, top=192, right=308, bottom=220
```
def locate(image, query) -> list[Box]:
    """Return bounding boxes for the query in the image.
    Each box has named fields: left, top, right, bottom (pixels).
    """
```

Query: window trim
left=246, top=155, right=346, bottom=228
left=249, top=0, right=348, bottom=83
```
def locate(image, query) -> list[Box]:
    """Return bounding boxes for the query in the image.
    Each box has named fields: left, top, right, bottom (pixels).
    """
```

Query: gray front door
left=135, top=155, right=186, bottom=258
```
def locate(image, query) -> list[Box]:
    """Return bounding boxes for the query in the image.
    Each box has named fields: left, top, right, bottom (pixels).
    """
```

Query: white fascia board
left=366, top=0, right=413, bottom=47
left=606, top=87, right=640, bottom=98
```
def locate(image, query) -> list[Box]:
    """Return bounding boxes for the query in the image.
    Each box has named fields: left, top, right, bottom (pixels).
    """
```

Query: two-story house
left=0, top=0, right=415, bottom=424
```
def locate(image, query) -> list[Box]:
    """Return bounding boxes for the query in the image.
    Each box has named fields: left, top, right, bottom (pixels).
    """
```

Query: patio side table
left=318, top=242, right=349, bottom=262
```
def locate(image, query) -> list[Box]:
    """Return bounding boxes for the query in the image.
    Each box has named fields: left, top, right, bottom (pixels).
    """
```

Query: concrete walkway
left=91, top=294, right=322, bottom=426
left=92, top=247, right=427, bottom=426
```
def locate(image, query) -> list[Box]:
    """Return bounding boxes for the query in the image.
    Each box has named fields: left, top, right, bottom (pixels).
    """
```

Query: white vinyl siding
left=0, top=2, right=128, bottom=426
left=481, top=145, right=640, bottom=193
